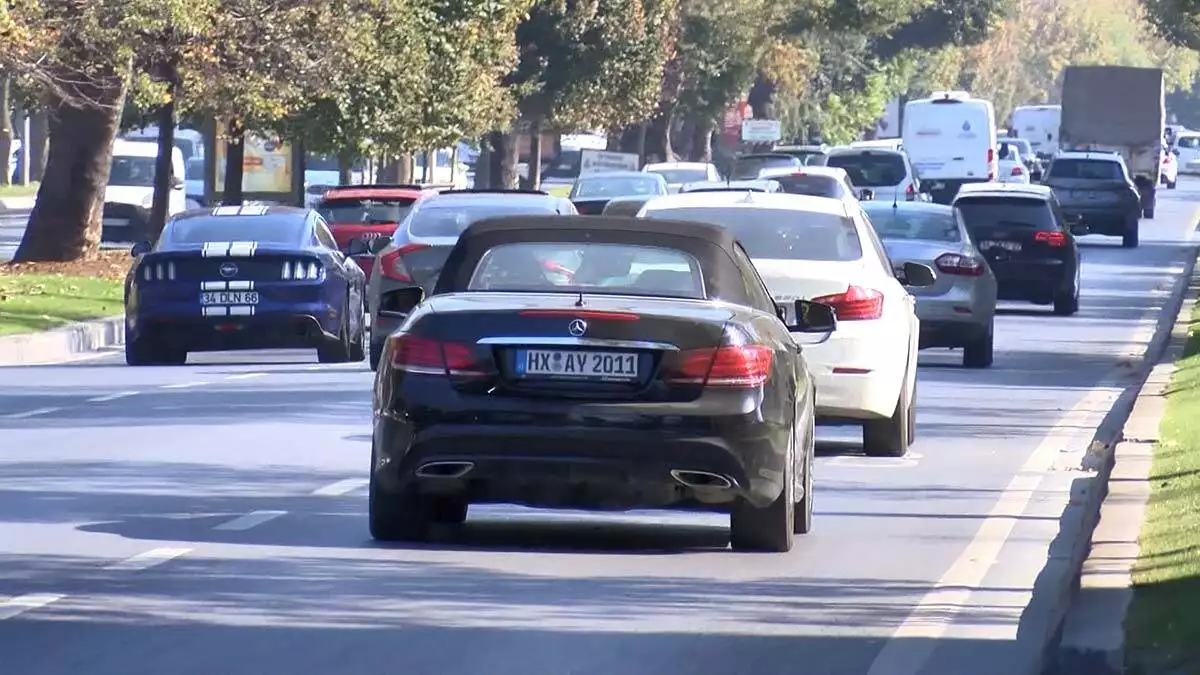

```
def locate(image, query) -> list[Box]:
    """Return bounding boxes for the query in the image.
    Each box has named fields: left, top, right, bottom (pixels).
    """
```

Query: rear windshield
left=643, top=206, right=862, bottom=261
left=863, top=206, right=961, bottom=242
left=647, top=168, right=708, bottom=184
left=317, top=197, right=416, bottom=225
left=1177, top=136, right=1200, bottom=149
left=164, top=216, right=301, bottom=246
left=109, top=155, right=158, bottom=187
left=409, top=202, right=558, bottom=238
left=772, top=174, right=845, bottom=198
left=825, top=153, right=906, bottom=187
left=730, top=156, right=802, bottom=179
left=572, top=176, right=662, bottom=199
left=954, top=197, right=1054, bottom=229
left=1045, top=159, right=1124, bottom=181
left=467, top=242, right=704, bottom=299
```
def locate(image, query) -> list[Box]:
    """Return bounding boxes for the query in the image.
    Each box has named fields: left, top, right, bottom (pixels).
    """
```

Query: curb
left=1039, top=244, right=1200, bottom=675
left=0, top=195, right=35, bottom=211
left=0, top=315, right=124, bottom=367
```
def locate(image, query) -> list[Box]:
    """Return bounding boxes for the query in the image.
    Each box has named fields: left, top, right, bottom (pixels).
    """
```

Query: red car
left=315, top=184, right=440, bottom=277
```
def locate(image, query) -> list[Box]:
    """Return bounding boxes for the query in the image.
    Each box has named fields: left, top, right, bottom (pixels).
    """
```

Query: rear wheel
left=863, top=366, right=911, bottom=458
left=1169, top=179, right=1178, bottom=190
left=347, top=303, right=366, bottom=363
left=730, top=432, right=795, bottom=552
left=1123, top=217, right=1140, bottom=248
left=1053, top=272, right=1080, bottom=316
left=962, top=324, right=994, bottom=368
left=317, top=308, right=353, bottom=364
left=1143, top=207, right=1155, bottom=219
left=793, top=412, right=815, bottom=535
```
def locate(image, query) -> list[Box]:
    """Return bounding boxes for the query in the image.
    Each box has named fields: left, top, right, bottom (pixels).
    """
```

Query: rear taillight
left=140, top=261, right=176, bottom=281
left=379, top=243, right=430, bottom=282
left=663, top=345, right=773, bottom=388
left=282, top=260, right=322, bottom=280
left=1010, top=165, right=1024, bottom=176
left=905, top=183, right=916, bottom=201
left=1034, top=231, right=1067, bottom=247
left=935, top=253, right=985, bottom=276
left=811, top=285, right=884, bottom=321
left=387, top=335, right=489, bottom=378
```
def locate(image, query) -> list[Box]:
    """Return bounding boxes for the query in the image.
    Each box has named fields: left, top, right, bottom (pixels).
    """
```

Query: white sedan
left=639, top=190, right=936, bottom=457
left=643, top=161, right=722, bottom=193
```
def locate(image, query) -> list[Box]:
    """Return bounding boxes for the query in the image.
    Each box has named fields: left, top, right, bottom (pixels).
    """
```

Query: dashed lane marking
left=213, top=510, right=287, bottom=531
left=225, top=372, right=266, bottom=381
left=161, top=381, right=210, bottom=389
left=0, top=593, right=65, bottom=621
left=312, top=478, right=369, bottom=496
left=3, top=407, right=62, bottom=419
left=87, top=391, right=139, bottom=403
left=104, top=547, right=192, bottom=571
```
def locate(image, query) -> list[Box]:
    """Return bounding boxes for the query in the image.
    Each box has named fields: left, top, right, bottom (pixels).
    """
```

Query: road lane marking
left=3, top=407, right=62, bottom=419
left=865, top=385, right=1119, bottom=675
left=161, top=381, right=210, bottom=389
left=225, top=372, right=266, bottom=381
left=87, top=391, right=139, bottom=403
left=213, top=510, right=287, bottom=531
left=0, top=593, right=65, bottom=620
left=104, top=547, right=192, bottom=571
left=312, top=478, right=368, bottom=496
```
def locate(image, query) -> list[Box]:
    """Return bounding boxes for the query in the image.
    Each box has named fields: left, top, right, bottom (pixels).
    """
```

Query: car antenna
left=892, top=186, right=899, bottom=209
left=575, top=290, right=585, bottom=307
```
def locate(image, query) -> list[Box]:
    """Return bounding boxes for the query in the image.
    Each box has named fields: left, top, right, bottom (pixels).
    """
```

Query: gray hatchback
left=861, top=201, right=998, bottom=368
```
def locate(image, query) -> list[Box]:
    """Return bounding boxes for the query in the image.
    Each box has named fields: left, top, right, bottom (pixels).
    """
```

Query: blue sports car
left=123, top=205, right=367, bottom=366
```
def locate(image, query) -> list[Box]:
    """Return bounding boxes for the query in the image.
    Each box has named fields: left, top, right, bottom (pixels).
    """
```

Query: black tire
left=1123, top=220, right=1140, bottom=248
left=730, top=432, right=796, bottom=552
left=862, top=368, right=911, bottom=458
left=1143, top=207, right=1155, bottom=219
left=1169, top=180, right=1178, bottom=190
left=124, top=335, right=186, bottom=366
left=369, top=339, right=384, bottom=371
left=793, top=411, right=815, bottom=535
left=962, top=326, right=994, bottom=368
left=317, top=309, right=353, bottom=364
left=1053, top=284, right=1079, bottom=316
left=347, top=307, right=366, bottom=363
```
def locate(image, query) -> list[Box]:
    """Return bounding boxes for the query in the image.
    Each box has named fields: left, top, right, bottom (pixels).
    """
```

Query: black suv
left=1040, top=151, right=1142, bottom=248
left=953, top=183, right=1084, bottom=316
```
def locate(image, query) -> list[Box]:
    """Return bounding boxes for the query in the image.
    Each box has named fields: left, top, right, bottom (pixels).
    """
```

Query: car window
left=1178, top=136, right=1200, bottom=149
left=855, top=212, right=894, bottom=275
left=164, top=217, right=302, bottom=246
left=771, top=174, right=844, bottom=198
left=109, top=155, right=158, bottom=187
left=572, top=177, right=662, bottom=198
left=954, top=196, right=1056, bottom=230
left=313, top=217, right=338, bottom=249
left=408, top=202, right=558, bottom=238
left=728, top=242, right=775, bottom=312
left=647, top=168, right=708, bottom=184
left=863, top=207, right=962, bottom=242
left=467, top=242, right=705, bottom=300
left=825, top=153, right=907, bottom=187
left=1045, top=159, right=1124, bottom=180
left=730, top=156, right=802, bottom=179
left=642, top=206, right=863, bottom=261
left=317, top=197, right=416, bottom=225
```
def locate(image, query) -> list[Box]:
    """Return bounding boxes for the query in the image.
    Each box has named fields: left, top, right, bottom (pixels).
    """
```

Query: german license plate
left=200, top=291, right=260, bottom=305
left=516, top=349, right=639, bottom=380
left=979, top=240, right=1021, bottom=252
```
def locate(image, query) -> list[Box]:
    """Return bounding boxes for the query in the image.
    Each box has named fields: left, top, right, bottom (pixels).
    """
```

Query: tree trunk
left=689, top=119, right=714, bottom=162
left=336, top=153, right=352, bottom=185
left=221, top=118, right=245, bottom=205
left=474, top=139, right=490, bottom=188
left=397, top=153, right=413, bottom=183
left=13, top=79, right=128, bottom=262
left=377, top=156, right=400, bottom=183
left=29, top=108, right=49, bottom=182
left=635, top=123, right=648, bottom=165
left=488, top=131, right=518, bottom=189
left=645, top=106, right=674, bottom=164
left=529, top=120, right=543, bottom=190
left=0, top=73, right=13, bottom=186
left=423, top=149, right=435, bottom=183
left=148, top=89, right=176, bottom=240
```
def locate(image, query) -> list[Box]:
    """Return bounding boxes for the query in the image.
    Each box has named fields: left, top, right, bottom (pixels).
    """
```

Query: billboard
left=211, top=121, right=295, bottom=196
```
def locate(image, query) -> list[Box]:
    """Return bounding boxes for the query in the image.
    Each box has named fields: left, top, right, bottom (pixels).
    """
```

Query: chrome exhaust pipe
left=414, top=461, right=475, bottom=479
left=670, top=469, right=734, bottom=489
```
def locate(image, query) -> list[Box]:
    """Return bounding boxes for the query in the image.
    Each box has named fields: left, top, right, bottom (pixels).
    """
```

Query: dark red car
left=315, top=184, right=439, bottom=277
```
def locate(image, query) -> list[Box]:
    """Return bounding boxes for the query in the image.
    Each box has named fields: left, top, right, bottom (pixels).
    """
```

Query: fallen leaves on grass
left=0, top=251, right=131, bottom=281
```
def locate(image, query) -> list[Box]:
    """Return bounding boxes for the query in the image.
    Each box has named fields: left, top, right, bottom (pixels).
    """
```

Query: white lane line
left=225, top=372, right=266, bottom=381
left=0, top=593, right=65, bottom=620
left=865, top=385, right=1118, bottom=675
left=87, top=391, right=139, bottom=403
left=312, top=478, right=368, bottom=496
left=213, top=510, right=287, bottom=531
left=161, top=381, right=210, bottom=389
left=3, top=407, right=62, bottom=419
left=104, top=547, right=192, bottom=571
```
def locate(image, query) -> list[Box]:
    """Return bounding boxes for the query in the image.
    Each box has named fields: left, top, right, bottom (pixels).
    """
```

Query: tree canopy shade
left=1142, top=0, right=1200, bottom=50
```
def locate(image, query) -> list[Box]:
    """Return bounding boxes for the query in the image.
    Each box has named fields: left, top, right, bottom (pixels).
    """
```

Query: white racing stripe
left=226, top=241, right=258, bottom=257
left=211, top=206, right=241, bottom=216
left=238, top=205, right=269, bottom=216
left=202, top=306, right=228, bottom=316
left=228, top=306, right=254, bottom=316
left=227, top=280, right=253, bottom=290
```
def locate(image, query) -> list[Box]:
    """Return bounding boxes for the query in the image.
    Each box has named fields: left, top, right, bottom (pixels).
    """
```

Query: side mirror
left=789, top=299, right=838, bottom=333
left=368, top=236, right=392, bottom=254
left=130, top=241, right=151, bottom=257
left=170, top=176, right=184, bottom=190
left=377, top=286, right=426, bottom=318
left=858, top=188, right=875, bottom=201
left=1173, top=148, right=1181, bottom=156
left=901, top=261, right=936, bottom=287
left=346, top=238, right=371, bottom=256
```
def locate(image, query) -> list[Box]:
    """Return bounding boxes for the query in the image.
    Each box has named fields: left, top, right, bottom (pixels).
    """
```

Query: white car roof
left=954, top=182, right=1053, bottom=200
left=1054, top=150, right=1125, bottom=163
left=641, top=190, right=851, bottom=217
left=643, top=161, right=713, bottom=171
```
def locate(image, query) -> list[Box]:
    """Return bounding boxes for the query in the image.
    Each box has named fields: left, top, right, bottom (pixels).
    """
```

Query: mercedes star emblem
left=218, top=262, right=239, bottom=278
left=568, top=319, right=588, bottom=337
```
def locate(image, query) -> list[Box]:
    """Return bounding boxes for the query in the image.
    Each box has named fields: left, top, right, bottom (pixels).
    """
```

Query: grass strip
left=0, top=274, right=123, bottom=335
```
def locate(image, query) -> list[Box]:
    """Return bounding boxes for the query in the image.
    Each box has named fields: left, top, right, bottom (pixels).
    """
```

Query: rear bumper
left=1059, top=206, right=1136, bottom=236
left=128, top=308, right=340, bottom=351
left=919, top=320, right=988, bottom=348
left=796, top=322, right=906, bottom=420
left=991, top=258, right=1071, bottom=301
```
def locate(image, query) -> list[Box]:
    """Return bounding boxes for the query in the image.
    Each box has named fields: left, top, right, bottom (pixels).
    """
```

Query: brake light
left=1034, top=231, right=1067, bottom=247
left=811, top=285, right=884, bottom=321
left=935, top=253, right=985, bottom=276
left=905, top=183, right=916, bottom=201
left=379, top=243, right=430, bottom=282
left=987, top=148, right=995, bottom=181
left=1010, top=165, right=1024, bottom=176
left=140, top=261, right=176, bottom=281
left=663, top=345, right=773, bottom=388
left=282, top=260, right=322, bottom=280
left=387, top=335, right=488, bottom=378
left=518, top=309, right=640, bottom=321
left=987, top=148, right=994, bottom=164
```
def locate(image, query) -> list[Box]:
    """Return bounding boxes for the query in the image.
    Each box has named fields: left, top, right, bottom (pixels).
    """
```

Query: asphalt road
left=0, top=183, right=1197, bottom=675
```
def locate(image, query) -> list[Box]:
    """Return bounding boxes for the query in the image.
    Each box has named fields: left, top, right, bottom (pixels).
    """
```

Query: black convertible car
left=368, top=215, right=838, bottom=552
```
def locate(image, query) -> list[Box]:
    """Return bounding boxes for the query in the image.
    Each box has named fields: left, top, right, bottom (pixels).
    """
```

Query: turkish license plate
left=200, top=291, right=260, bottom=305
left=516, top=349, right=639, bottom=380
left=979, top=240, right=1022, bottom=252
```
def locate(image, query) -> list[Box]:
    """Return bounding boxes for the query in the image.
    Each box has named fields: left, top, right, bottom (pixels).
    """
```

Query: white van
left=1174, top=132, right=1200, bottom=174
left=1010, top=105, right=1061, bottom=159
left=902, top=91, right=998, bottom=204
left=101, top=139, right=186, bottom=242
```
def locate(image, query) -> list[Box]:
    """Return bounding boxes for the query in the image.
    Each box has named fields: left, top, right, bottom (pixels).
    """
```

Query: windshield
left=729, top=156, right=801, bottom=180
left=864, top=206, right=961, bottom=242
left=954, top=197, right=1054, bottom=229
left=164, top=216, right=301, bottom=246
left=771, top=174, right=846, bottom=198
left=647, top=168, right=708, bottom=184
left=317, top=197, right=415, bottom=225
left=409, top=203, right=558, bottom=238
left=825, top=153, right=906, bottom=187
left=109, top=156, right=158, bottom=187
left=572, top=176, right=662, bottom=199
left=1046, top=159, right=1124, bottom=181
left=643, top=206, right=862, bottom=261
left=468, top=242, right=704, bottom=299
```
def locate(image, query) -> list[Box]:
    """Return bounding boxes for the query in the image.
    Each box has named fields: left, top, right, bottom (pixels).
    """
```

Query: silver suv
left=824, top=147, right=921, bottom=203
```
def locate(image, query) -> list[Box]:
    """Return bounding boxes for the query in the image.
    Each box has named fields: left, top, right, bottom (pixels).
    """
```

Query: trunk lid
left=881, top=239, right=966, bottom=297
left=751, top=258, right=868, bottom=302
